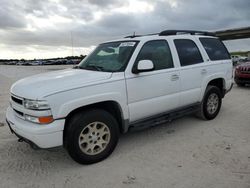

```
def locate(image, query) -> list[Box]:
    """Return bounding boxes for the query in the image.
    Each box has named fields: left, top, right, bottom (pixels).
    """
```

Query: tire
left=196, top=86, right=222, bottom=120
left=65, top=109, right=119, bottom=164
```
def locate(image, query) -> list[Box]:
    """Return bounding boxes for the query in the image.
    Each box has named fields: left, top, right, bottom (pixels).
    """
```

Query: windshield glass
left=78, top=41, right=138, bottom=72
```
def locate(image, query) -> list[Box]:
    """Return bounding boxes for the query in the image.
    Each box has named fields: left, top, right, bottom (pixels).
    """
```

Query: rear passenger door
left=174, top=39, right=207, bottom=106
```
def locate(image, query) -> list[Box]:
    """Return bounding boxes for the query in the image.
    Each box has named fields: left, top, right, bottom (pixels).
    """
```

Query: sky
left=0, top=0, right=249, bottom=60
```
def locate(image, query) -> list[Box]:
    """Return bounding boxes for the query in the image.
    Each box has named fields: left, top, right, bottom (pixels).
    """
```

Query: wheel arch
left=207, top=78, right=225, bottom=96
left=201, top=76, right=226, bottom=100
left=63, top=101, right=127, bottom=147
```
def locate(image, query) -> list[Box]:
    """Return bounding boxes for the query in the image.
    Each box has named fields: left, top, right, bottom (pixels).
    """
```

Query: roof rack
left=159, top=30, right=215, bottom=37
left=124, top=30, right=215, bottom=38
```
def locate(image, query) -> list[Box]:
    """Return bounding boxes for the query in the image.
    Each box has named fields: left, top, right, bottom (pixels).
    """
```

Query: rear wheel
left=196, top=86, right=222, bottom=120
left=66, top=109, right=119, bottom=164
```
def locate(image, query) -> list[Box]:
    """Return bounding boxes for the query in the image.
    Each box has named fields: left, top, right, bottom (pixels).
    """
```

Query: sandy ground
left=0, top=65, right=250, bottom=188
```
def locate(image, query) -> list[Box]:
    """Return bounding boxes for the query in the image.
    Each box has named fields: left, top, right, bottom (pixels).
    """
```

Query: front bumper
left=234, top=76, right=250, bottom=84
left=6, top=107, right=65, bottom=149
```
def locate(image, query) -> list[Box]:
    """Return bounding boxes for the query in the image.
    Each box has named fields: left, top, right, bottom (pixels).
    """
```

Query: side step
left=128, top=104, right=200, bottom=132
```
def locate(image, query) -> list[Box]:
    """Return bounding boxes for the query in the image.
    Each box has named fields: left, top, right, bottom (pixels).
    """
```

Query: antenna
left=70, top=31, right=74, bottom=56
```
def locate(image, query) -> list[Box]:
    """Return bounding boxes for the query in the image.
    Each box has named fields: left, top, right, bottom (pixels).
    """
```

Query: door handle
left=201, top=69, right=207, bottom=74
left=171, top=74, right=179, bottom=81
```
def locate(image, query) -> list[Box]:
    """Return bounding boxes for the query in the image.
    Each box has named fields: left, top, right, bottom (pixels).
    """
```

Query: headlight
left=24, top=99, right=50, bottom=110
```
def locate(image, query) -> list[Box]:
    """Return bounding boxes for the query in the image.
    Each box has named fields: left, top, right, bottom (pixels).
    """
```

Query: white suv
left=6, top=30, right=233, bottom=164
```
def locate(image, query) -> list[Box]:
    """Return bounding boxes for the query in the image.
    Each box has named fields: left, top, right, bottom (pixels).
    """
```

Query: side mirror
left=133, top=60, right=154, bottom=74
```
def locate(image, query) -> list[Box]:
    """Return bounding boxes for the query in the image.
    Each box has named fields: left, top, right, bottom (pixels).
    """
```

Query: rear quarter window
left=199, top=38, right=230, bottom=61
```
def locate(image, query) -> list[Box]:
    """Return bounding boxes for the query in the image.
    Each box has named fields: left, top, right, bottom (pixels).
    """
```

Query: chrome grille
left=10, top=95, right=25, bottom=119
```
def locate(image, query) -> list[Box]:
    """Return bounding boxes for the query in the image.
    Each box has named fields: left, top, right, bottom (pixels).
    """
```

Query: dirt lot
left=0, top=65, right=250, bottom=188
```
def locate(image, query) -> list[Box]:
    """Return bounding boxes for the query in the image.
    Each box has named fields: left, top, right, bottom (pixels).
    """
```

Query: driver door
left=125, top=40, right=180, bottom=122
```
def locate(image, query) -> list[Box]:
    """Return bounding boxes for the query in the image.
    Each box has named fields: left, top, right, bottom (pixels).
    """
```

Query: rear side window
left=199, top=38, right=230, bottom=60
left=136, top=40, right=174, bottom=70
left=174, top=39, right=203, bottom=66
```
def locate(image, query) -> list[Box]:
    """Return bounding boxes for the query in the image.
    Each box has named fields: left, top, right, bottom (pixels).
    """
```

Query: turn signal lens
left=38, top=116, right=54, bottom=124
left=25, top=114, right=54, bottom=124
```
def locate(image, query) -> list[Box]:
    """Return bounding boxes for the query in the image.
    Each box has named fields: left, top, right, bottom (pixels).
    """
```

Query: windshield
left=78, top=41, right=138, bottom=72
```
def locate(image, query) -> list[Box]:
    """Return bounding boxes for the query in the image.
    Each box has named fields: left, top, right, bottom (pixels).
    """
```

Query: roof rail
left=124, top=30, right=215, bottom=38
left=159, top=30, right=215, bottom=37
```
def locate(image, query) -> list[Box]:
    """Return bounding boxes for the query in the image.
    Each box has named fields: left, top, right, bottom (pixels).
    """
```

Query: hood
left=11, top=68, right=112, bottom=99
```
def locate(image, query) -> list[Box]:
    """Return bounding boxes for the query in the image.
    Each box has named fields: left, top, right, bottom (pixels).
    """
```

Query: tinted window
left=199, top=38, right=230, bottom=60
left=136, top=40, right=174, bottom=70
left=174, top=39, right=203, bottom=66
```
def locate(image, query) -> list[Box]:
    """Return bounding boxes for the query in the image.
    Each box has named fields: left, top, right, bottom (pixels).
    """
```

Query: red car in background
left=235, top=61, right=250, bottom=87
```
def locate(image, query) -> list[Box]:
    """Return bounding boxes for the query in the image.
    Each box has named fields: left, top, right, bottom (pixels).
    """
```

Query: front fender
left=58, top=92, right=128, bottom=119
left=45, top=78, right=128, bottom=120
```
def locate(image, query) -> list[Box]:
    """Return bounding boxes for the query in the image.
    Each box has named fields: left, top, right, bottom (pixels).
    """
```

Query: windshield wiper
left=84, top=65, right=104, bottom=71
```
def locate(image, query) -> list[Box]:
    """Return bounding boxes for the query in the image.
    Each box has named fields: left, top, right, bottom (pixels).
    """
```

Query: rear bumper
left=222, top=83, right=233, bottom=97
left=226, top=83, right=233, bottom=94
left=6, top=107, right=65, bottom=149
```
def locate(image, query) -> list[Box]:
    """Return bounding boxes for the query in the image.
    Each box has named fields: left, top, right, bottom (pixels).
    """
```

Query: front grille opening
left=13, top=109, right=24, bottom=117
left=240, top=67, right=250, bottom=71
left=11, top=96, right=23, bottom=105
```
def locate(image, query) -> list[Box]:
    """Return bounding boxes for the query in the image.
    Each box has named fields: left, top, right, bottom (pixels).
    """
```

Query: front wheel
left=66, top=109, right=119, bottom=164
left=196, top=86, right=222, bottom=120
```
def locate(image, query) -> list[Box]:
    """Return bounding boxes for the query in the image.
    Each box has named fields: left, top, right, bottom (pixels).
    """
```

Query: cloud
left=87, top=0, right=126, bottom=8
left=0, top=0, right=27, bottom=29
left=0, top=0, right=249, bottom=59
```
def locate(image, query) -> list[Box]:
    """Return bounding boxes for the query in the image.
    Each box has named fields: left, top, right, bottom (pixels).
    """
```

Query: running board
left=128, top=104, right=200, bottom=132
